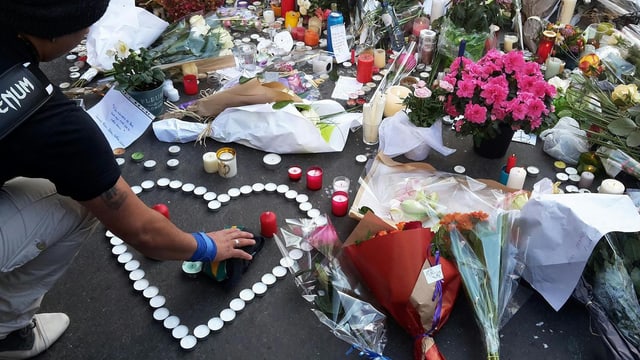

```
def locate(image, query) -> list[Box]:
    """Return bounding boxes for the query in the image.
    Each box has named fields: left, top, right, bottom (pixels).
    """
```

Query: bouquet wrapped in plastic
left=274, top=215, right=389, bottom=358
left=343, top=212, right=461, bottom=360
left=441, top=210, right=528, bottom=360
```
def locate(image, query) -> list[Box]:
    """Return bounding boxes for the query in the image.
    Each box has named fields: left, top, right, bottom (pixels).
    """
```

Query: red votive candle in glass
left=291, top=26, right=306, bottom=41
left=306, top=166, right=323, bottom=191
left=260, top=211, right=277, bottom=237
left=331, top=191, right=349, bottom=217
left=356, top=53, right=374, bottom=84
left=183, top=74, right=199, bottom=95
left=304, top=29, right=319, bottom=47
left=536, top=30, right=556, bottom=64
left=288, top=166, right=302, bottom=181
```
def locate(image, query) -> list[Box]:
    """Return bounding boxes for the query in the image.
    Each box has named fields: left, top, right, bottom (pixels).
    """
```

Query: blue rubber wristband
left=189, top=232, right=217, bottom=262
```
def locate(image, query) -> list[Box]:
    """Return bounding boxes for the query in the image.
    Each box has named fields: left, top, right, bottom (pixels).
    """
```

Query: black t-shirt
left=0, top=31, right=120, bottom=201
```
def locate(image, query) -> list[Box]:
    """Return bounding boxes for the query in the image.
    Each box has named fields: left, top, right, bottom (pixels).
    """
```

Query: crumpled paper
left=153, top=100, right=362, bottom=153
left=379, top=111, right=456, bottom=161
left=86, top=0, right=169, bottom=71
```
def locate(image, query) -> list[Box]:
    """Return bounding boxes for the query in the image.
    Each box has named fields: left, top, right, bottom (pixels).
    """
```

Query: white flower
left=547, top=77, right=570, bottom=93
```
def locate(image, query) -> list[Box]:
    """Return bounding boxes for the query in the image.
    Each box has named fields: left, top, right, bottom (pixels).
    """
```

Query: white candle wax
left=503, top=34, right=518, bottom=52
left=202, top=152, right=219, bottom=173
left=383, top=85, right=411, bottom=117
left=558, top=0, right=577, bottom=25
left=506, top=167, right=527, bottom=190
left=430, top=0, right=446, bottom=22
left=545, top=57, right=562, bottom=79
left=578, top=171, right=594, bottom=189
left=263, top=9, right=275, bottom=24
left=374, top=49, right=386, bottom=69
left=599, top=179, right=625, bottom=194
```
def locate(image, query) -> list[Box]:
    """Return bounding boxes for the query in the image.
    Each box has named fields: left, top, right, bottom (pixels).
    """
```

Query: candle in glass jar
left=263, top=9, right=275, bottom=24
left=536, top=31, right=556, bottom=64
left=599, top=179, right=625, bottom=194
left=503, top=33, right=518, bottom=52
left=332, top=176, right=350, bottom=192
left=373, top=49, right=386, bottom=69
left=306, top=166, right=323, bottom=191
left=288, top=166, right=302, bottom=181
left=384, top=85, right=411, bottom=117
left=412, top=16, right=429, bottom=38
left=356, top=53, right=374, bottom=83
left=260, top=211, right=278, bottom=237
left=216, top=147, right=237, bottom=178
left=202, top=152, right=219, bottom=173
left=304, top=29, right=319, bottom=47
left=545, top=57, right=562, bottom=79
left=331, top=191, right=349, bottom=217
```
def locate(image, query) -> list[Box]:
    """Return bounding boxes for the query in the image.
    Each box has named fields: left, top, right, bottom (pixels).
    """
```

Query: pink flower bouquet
left=442, top=50, right=557, bottom=145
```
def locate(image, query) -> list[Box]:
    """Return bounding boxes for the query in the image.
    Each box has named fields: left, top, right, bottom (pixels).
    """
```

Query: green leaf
left=294, top=104, right=312, bottom=111
left=628, top=105, right=640, bottom=117
left=627, top=130, right=640, bottom=147
left=239, top=76, right=254, bottom=84
left=272, top=101, right=293, bottom=110
left=608, top=118, right=637, bottom=136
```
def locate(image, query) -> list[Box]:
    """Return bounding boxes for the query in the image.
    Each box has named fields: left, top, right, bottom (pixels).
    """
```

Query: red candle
left=306, top=166, right=323, bottom=190
left=291, top=26, right=306, bottom=41
left=260, top=211, right=278, bottom=237
left=536, top=30, right=556, bottom=64
left=412, top=16, right=429, bottom=38
left=281, top=0, right=295, bottom=21
left=331, top=191, right=349, bottom=217
left=356, top=53, right=374, bottom=84
left=183, top=74, right=199, bottom=95
left=505, top=154, right=517, bottom=174
left=288, top=166, right=302, bottom=181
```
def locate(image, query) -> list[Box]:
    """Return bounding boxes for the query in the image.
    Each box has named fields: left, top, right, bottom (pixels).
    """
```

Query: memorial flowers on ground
left=442, top=49, right=557, bottom=146
left=402, top=79, right=453, bottom=128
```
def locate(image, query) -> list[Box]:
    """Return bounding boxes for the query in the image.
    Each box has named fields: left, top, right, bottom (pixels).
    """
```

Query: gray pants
left=0, top=177, right=98, bottom=338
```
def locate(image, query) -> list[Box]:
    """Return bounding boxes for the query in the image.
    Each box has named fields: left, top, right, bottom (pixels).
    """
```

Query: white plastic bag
left=378, top=111, right=455, bottom=161
left=153, top=100, right=361, bottom=153
left=539, top=116, right=589, bottom=165
left=86, top=0, right=169, bottom=71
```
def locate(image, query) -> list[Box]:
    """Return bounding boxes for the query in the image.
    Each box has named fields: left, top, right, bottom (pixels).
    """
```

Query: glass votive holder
left=306, top=166, right=323, bottom=191
left=332, top=176, right=350, bottom=193
left=331, top=191, right=349, bottom=217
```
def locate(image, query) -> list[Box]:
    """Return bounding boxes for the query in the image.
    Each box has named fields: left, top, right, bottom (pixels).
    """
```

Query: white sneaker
left=0, top=313, right=69, bottom=360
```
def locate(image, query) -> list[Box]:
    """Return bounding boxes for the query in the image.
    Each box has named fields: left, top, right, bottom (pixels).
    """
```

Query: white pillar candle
left=383, top=85, right=411, bottom=118
left=599, top=179, right=625, bottom=194
left=578, top=171, right=595, bottom=189
left=430, top=0, right=446, bottom=23
left=263, top=9, right=275, bottom=24
left=558, top=0, right=577, bottom=25
left=374, top=48, right=386, bottom=69
left=202, top=152, right=219, bottom=173
left=545, top=57, right=563, bottom=79
left=506, top=167, right=527, bottom=190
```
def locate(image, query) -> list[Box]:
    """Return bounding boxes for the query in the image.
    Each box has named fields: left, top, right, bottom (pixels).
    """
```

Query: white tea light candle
left=599, top=179, right=625, bottom=194
left=202, top=152, right=219, bottom=173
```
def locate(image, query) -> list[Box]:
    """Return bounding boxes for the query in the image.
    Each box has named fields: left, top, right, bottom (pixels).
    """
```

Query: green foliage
left=112, top=48, right=166, bottom=92
left=446, top=0, right=507, bottom=34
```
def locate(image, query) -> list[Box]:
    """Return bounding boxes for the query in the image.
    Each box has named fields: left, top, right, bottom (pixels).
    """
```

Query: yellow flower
left=611, top=84, right=640, bottom=107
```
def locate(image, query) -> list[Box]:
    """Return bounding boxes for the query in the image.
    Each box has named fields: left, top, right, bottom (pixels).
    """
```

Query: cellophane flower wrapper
left=437, top=17, right=489, bottom=65
left=448, top=210, right=528, bottom=360
left=349, top=154, right=509, bottom=228
left=149, top=12, right=233, bottom=65
left=343, top=212, right=461, bottom=360
left=274, top=216, right=389, bottom=358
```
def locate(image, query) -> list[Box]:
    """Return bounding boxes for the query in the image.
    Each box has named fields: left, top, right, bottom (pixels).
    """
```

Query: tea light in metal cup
left=150, top=295, right=166, bottom=308
left=280, top=256, right=295, bottom=267
left=207, top=200, right=222, bottom=212
left=276, top=184, right=289, bottom=194
left=157, top=178, right=170, bottom=189
left=252, top=183, right=265, bottom=192
left=565, top=166, right=578, bottom=176
left=261, top=273, right=277, bottom=287
left=125, top=260, right=141, bottom=273
left=227, top=187, right=241, bottom=198
left=332, top=176, right=350, bottom=193
left=239, top=288, right=255, bottom=303
left=182, top=261, right=203, bottom=277
left=131, top=186, right=142, bottom=195
left=272, top=265, right=287, bottom=279
left=180, top=335, right=197, bottom=351
left=285, top=189, right=298, bottom=200
left=207, top=317, right=224, bottom=332
left=194, top=324, right=210, bottom=340
left=262, top=153, right=282, bottom=170
left=203, top=192, right=217, bottom=202
left=143, top=286, right=159, bottom=299
left=172, top=324, right=189, bottom=339
left=252, top=281, right=268, bottom=296
left=295, top=194, right=308, bottom=203
left=299, top=202, right=312, bottom=212
left=216, top=147, right=238, bottom=178
left=264, top=183, right=277, bottom=192
left=169, top=180, right=183, bottom=191
left=110, top=236, right=124, bottom=246
left=193, top=186, right=207, bottom=197
left=168, top=145, right=181, bottom=156
left=288, top=248, right=303, bottom=260
left=105, top=230, right=114, bottom=238
left=117, top=252, right=133, bottom=264
left=307, top=208, right=320, bottom=218
left=217, top=194, right=231, bottom=205
left=229, top=298, right=246, bottom=312
left=555, top=173, right=569, bottom=183
left=163, top=315, right=180, bottom=330
left=153, top=307, right=170, bottom=321
left=143, top=160, right=157, bottom=171
left=181, top=183, right=195, bottom=194
left=220, top=308, right=236, bottom=323
left=141, top=180, right=155, bottom=191
left=166, top=158, right=180, bottom=170
left=240, top=185, right=253, bottom=196
left=568, top=174, right=581, bottom=184
left=133, top=279, right=149, bottom=292
left=111, top=244, right=127, bottom=256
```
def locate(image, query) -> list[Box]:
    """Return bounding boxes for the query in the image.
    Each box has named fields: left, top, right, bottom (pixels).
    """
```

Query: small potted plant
left=112, top=47, right=166, bottom=116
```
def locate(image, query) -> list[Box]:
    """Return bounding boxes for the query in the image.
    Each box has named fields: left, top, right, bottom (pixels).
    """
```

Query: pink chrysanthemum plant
left=442, top=49, right=558, bottom=146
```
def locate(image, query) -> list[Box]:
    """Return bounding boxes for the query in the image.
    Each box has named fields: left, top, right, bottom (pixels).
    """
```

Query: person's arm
left=81, top=176, right=255, bottom=261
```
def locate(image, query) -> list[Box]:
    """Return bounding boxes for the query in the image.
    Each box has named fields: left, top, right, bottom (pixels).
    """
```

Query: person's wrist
left=189, top=232, right=217, bottom=262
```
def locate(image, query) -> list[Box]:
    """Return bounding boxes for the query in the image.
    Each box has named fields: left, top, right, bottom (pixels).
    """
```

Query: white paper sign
left=87, top=89, right=154, bottom=150
left=423, top=264, right=444, bottom=284
left=329, top=24, right=351, bottom=64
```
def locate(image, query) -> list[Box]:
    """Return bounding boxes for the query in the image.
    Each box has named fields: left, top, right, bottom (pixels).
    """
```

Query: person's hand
left=207, top=228, right=255, bottom=262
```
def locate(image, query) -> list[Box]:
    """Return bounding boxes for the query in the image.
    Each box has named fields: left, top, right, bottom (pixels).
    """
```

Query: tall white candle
left=578, top=171, right=594, bottom=189
left=383, top=85, right=411, bottom=117
left=545, top=57, right=562, bottom=79
left=503, top=33, right=518, bottom=52
left=430, top=0, right=446, bottom=23
left=558, top=0, right=577, bottom=25
left=506, top=167, right=526, bottom=190
left=599, top=179, right=625, bottom=194
left=202, top=152, right=218, bottom=173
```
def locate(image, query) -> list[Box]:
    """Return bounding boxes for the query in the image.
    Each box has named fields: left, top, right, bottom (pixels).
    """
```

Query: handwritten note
left=329, top=24, right=351, bottom=64
left=87, top=88, right=154, bottom=150
left=423, top=264, right=444, bottom=284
